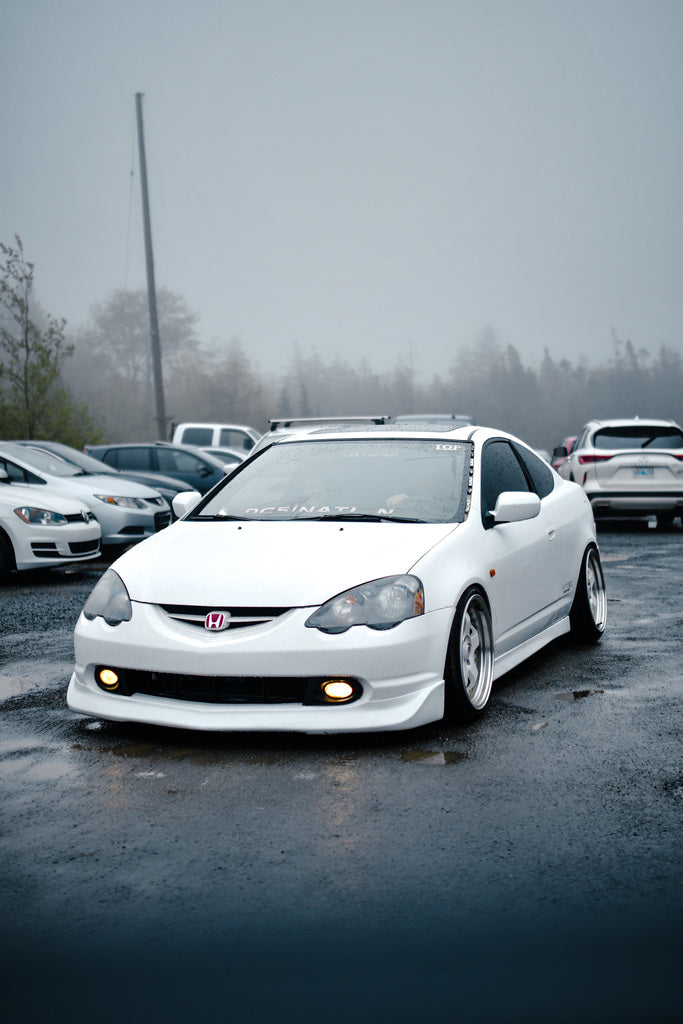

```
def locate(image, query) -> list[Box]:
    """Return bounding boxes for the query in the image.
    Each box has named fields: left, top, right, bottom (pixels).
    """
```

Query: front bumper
left=587, top=491, right=683, bottom=517
left=11, top=522, right=101, bottom=571
left=67, top=602, right=453, bottom=733
left=93, top=502, right=171, bottom=546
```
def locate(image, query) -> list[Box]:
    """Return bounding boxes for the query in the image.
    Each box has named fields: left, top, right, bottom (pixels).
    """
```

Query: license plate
left=633, top=468, right=654, bottom=477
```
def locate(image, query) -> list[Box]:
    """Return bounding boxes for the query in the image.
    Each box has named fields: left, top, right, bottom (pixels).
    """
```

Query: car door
left=479, top=439, right=560, bottom=654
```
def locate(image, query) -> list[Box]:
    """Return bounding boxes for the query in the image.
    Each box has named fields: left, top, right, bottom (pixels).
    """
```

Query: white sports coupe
left=67, top=425, right=606, bottom=733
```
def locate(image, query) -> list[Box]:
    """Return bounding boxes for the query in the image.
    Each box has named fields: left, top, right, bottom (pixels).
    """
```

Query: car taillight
left=578, top=454, right=613, bottom=464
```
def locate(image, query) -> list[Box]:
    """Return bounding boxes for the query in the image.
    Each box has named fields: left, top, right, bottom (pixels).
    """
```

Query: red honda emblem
left=205, top=611, right=230, bottom=631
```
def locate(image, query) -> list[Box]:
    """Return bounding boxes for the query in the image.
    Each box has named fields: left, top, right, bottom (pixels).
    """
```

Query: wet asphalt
left=1, top=521, right=681, bottom=1023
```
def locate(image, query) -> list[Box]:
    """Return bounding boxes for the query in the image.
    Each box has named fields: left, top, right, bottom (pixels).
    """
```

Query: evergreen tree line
left=64, top=296, right=683, bottom=454
left=2, top=236, right=682, bottom=452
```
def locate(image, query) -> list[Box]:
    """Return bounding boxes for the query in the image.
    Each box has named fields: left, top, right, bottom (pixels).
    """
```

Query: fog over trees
left=2, top=248, right=682, bottom=451
left=64, top=288, right=683, bottom=451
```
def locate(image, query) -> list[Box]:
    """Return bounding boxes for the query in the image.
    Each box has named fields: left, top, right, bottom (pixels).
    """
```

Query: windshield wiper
left=193, top=513, right=253, bottom=521
left=297, top=512, right=427, bottom=524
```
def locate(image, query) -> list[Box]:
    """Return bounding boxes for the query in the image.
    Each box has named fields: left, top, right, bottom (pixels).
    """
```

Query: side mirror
left=552, top=446, right=567, bottom=459
left=492, top=491, right=541, bottom=524
left=172, top=490, right=202, bottom=518
left=0, top=468, right=10, bottom=484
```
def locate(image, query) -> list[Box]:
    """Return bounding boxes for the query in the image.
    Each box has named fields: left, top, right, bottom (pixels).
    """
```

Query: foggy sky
left=2, top=0, right=683, bottom=380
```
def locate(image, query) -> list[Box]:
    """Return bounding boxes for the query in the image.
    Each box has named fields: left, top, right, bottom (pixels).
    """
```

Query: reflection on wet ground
left=401, top=748, right=467, bottom=764
left=556, top=689, right=604, bottom=701
left=0, top=660, right=73, bottom=699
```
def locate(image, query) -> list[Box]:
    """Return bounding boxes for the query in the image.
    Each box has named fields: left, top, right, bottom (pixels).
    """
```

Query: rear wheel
left=570, top=546, right=606, bottom=643
left=444, top=588, right=494, bottom=723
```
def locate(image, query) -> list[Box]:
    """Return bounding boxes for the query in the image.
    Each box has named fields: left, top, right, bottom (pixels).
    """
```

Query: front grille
left=160, top=604, right=290, bottom=630
left=101, top=669, right=359, bottom=705
left=133, top=671, right=307, bottom=702
left=69, top=540, right=100, bottom=554
left=154, top=510, right=172, bottom=531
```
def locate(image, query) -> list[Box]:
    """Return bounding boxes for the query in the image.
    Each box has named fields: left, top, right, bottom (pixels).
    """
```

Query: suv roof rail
left=268, top=415, right=391, bottom=431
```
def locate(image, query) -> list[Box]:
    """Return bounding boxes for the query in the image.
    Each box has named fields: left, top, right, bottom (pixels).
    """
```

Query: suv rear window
left=593, top=426, right=683, bottom=450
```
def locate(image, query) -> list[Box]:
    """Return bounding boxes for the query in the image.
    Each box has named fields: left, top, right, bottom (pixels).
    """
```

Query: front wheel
left=570, top=546, right=606, bottom=643
left=0, top=535, right=14, bottom=581
left=444, top=588, right=495, bottom=723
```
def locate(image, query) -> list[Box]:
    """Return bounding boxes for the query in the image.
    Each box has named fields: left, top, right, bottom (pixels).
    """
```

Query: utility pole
left=135, top=92, right=167, bottom=440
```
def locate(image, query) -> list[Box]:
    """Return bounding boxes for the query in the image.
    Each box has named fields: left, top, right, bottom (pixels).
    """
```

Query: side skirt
left=492, top=616, right=570, bottom=681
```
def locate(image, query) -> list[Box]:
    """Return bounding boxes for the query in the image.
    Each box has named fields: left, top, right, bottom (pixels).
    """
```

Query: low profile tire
left=570, top=546, right=606, bottom=644
left=444, top=587, right=495, bottom=723
left=0, top=535, right=14, bottom=581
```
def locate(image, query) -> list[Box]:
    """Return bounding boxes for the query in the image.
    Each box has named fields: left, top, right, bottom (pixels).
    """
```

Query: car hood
left=117, top=471, right=186, bottom=492
left=114, top=520, right=459, bottom=606
left=0, top=483, right=90, bottom=515
left=46, top=474, right=162, bottom=499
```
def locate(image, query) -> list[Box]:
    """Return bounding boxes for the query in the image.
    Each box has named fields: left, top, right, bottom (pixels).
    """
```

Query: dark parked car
left=85, top=442, right=231, bottom=494
left=12, top=441, right=189, bottom=505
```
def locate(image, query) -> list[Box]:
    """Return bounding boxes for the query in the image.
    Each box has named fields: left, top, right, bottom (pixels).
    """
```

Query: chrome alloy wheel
left=459, top=593, right=494, bottom=710
left=585, top=548, right=607, bottom=631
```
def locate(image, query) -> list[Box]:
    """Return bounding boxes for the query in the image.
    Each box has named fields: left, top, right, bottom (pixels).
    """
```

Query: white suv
left=558, top=418, right=683, bottom=526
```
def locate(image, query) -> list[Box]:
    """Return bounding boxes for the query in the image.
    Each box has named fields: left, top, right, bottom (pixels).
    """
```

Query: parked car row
left=0, top=426, right=260, bottom=579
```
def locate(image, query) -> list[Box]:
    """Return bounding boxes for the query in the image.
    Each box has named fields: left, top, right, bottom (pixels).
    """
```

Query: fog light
left=98, top=668, right=120, bottom=691
left=321, top=679, right=355, bottom=702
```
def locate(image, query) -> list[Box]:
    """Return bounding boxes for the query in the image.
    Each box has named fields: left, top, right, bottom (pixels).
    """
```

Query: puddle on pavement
left=401, top=749, right=467, bottom=765
left=0, top=660, right=72, bottom=699
left=557, top=689, right=604, bottom=701
left=24, top=755, right=75, bottom=782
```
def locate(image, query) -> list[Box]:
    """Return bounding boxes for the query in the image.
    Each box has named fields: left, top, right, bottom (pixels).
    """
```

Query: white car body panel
left=113, top=519, right=459, bottom=607
left=67, top=426, right=600, bottom=733
left=0, top=483, right=101, bottom=571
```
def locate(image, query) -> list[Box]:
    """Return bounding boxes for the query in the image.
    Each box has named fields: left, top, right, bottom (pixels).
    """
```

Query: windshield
left=0, top=441, right=86, bottom=478
left=24, top=442, right=119, bottom=475
left=191, top=438, right=471, bottom=523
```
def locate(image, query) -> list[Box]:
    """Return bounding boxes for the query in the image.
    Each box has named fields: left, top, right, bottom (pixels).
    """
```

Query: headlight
left=83, top=569, right=132, bottom=626
left=306, top=575, right=424, bottom=634
left=14, top=507, right=68, bottom=526
left=94, top=495, right=146, bottom=508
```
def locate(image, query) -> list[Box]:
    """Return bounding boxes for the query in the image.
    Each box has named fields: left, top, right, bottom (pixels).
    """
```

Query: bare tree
left=0, top=234, right=98, bottom=442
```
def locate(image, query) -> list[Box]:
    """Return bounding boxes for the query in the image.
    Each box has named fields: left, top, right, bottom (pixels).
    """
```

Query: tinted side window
left=481, top=440, right=530, bottom=527
left=101, top=450, right=119, bottom=468
left=0, top=458, right=44, bottom=485
left=219, top=429, right=253, bottom=450
left=158, top=449, right=207, bottom=473
left=181, top=428, right=213, bottom=446
left=512, top=443, right=555, bottom=498
left=117, top=447, right=153, bottom=471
